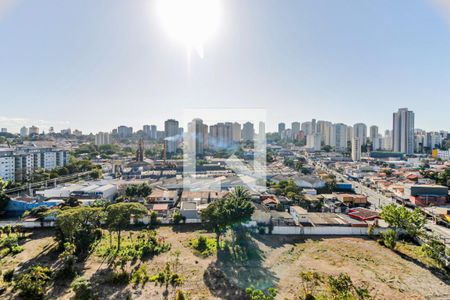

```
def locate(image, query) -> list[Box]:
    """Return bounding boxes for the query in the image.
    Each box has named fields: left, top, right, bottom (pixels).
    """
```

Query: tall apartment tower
left=20, top=126, right=28, bottom=137
left=317, top=120, right=332, bottom=145
left=331, top=123, right=348, bottom=152
left=188, top=118, right=204, bottom=157
left=278, top=123, right=286, bottom=136
left=95, top=132, right=111, bottom=145
left=353, top=123, right=367, bottom=146
left=291, top=122, right=300, bottom=140
left=242, top=122, right=255, bottom=141
left=164, top=119, right=180, bottom=154
left=232, top=122, right=241, bottom=142
left=351, top=138, right=361, bottom=161
left=392, top=108, right=415, bottom=155
left=258, top=122, right=266, bottom=139
left=369, top=126, right=379, bottom=141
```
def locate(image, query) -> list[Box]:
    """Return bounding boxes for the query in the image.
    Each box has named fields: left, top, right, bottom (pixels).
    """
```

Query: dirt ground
left=1, top=227, right=449, bottom=299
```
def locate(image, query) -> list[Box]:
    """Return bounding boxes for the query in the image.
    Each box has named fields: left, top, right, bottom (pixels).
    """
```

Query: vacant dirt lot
left=1, top=227, right=449, bottom=299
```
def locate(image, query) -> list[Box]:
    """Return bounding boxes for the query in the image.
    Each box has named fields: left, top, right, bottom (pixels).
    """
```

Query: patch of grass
left=396, top=242, right=442, bottom=270
left=96, top=230, right=171, bottom=264
left=188, top=236, right=217, bottom=257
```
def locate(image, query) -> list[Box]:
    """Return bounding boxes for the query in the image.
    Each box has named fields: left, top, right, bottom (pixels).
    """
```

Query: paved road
left=320, top=162, right=450, bottom=243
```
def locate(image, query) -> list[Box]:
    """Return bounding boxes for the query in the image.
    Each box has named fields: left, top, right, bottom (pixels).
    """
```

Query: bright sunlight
left=156, top=0, right=222, bottom=58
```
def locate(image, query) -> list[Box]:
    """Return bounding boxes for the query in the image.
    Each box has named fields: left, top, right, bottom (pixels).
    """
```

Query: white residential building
left=1, top=147, right=69, bottom=182
left=351, top=138, right=361, bottom=161
left=353, top=123, right=367, bottom=146
left=331, top=123, right=348, bottom=152
left=20, top=126, right=28, bottom=137
left=0, top=149, right=16, bottom=181
left=306, top=133, right=321, bottom=151
left=392, top=108, right=414, bottom=155
left=95, top=132, right=111, bottom=146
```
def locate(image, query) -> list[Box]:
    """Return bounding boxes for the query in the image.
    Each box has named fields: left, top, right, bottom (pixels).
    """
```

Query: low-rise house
left=261, top=195, right=281, bottom=210
left=336, top=194, right=368, bottom=206
left=347, top=207, right=379, bottom=221
left=149, top=203, right=170, bottom=217
left=147, top=189, right=178, bottom=206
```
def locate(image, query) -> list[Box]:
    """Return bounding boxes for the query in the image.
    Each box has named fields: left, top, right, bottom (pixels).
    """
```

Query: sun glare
left=156, top=0, right=222, bottom=58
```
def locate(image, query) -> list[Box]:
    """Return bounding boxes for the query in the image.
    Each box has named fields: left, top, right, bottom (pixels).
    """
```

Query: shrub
left=71, top=277, right=94, bottom=300
left=14, top=265, right=52, bottom=300
left=188, top=236, right=217, bottom=257
left=131, top=264, right=150, bottom=287
left=245, top=286, right=278, bottom=300
left=96, top=230, right=171, bottom=263
left=175, top=290, right=186, bottom=300
left=172, top=211, right=185, bottom=225
left=11, top=244, right=24, bottom=255
left=109, top=270, right=130, bottom=285
left=3, top=269, right=14, bottom=282
left=380, top=229, right=396, bottom=249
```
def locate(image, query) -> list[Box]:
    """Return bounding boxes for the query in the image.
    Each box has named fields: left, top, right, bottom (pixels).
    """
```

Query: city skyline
left=1, top=0, right=450, bottom=133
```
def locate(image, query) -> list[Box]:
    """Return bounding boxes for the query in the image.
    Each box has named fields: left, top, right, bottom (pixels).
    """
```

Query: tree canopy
left=380, top=204, right=426, bottom=238
left=201, top=186, right=254, bottom=247
left=105, top=202, right=148, bottom=250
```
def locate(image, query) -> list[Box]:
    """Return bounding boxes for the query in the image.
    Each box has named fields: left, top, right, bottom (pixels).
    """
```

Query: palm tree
left=229, top=186, right=251, bottom=202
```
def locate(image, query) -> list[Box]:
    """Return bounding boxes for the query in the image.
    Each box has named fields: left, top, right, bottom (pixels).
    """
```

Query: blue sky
left=1, top=0, right=450, bottom=133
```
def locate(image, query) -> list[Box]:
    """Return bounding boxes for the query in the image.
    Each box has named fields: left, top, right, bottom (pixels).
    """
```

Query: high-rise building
left=0, top=149, right=15, bottom=181
left=369, top=125, right=379, bottom=142
left=117, top=126, right=133, bottom=138
left=291, top=122, right=300, bottom=140
left=306, top=133, right=321, bottom=151
left=301, top=121, right=313, bottom=136
left=351, top=138, right=361, bottom=161
left=392, top=108, right=415, bottom=155
left=331, top=123, right=347, bottom=152
left=209, top=122, right=233, bottom=149
left=258, top=122, right=266, bottom=139
left=353, top=123, right=367, bottom=146
left=317, top=120, right=332, bottom=145
left=382, top=130, right=393, bottom=151
left=427, top=132, right=442, bottom=150
left=232, top=122, right=241, bottom=142
left=311, top=119, right=317, bottom=134
left=203, top=124, right=209, bottom=149
left=278, top=123, right=286, bottom=136
left=150, top=125, right=157, bottom=139
left=20, top=126, right=28, bottom=137
left=164, top=119, right=180, bottom=154
left=242, top=122, right=255, bottom=141
left=188, top=118, right=204, bottom=156
left=346, top=126, right=353, bottom=143
left=143, top=125, right=151, bottom=137
left=95, top=132, right=111, bottom=146
left=1, top=128, right=7, bottom=133
left=29, top=126, right=39, bottom=135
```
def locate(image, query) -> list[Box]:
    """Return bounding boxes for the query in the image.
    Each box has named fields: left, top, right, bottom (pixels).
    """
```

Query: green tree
left=55, top=207, right=104, bottom=257
left=105, top=202, right=148, bottom=251
left=149, top=262, right=183, bottom=297
left=0, top=179, right=10, bottom=212
left=201, top=186, right=254, bottom=248
left=380, top=204, right=426, bottom=239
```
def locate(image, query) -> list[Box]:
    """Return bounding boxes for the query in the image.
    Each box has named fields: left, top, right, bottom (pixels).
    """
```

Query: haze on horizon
left=1, top=0, right=450, bottom=134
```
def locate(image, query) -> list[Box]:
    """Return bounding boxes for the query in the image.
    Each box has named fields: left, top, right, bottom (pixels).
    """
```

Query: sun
left=156, top=0, right=222, bottom=58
